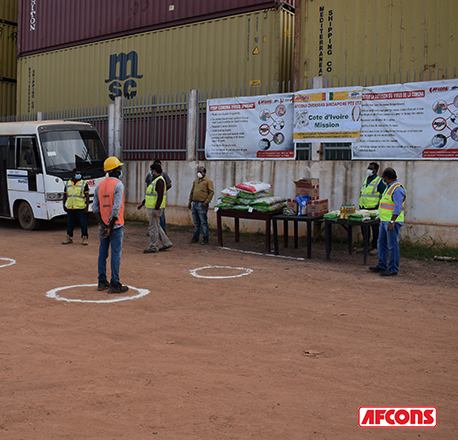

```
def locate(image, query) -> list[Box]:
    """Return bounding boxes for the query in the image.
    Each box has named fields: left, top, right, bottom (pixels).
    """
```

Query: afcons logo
left=105, top=51, right=143, bottom=101
left=359, top=407, right=437, bottom=428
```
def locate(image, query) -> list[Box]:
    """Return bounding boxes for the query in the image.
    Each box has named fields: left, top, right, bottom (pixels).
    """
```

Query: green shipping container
left=0, top=0, right=18, bottom=24
left=17, top=8, right=294, bottom=114
left=294, top=0, right=456, bottom=84
left=0, top=81, right=16, bottom=117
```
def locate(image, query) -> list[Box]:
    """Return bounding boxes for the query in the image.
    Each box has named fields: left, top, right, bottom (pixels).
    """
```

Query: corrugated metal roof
left=18, top=0, right=295, bottom=56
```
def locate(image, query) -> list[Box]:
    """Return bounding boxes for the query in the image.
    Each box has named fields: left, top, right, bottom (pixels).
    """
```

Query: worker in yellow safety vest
left=138, top=162, right=173, bottom=253
left=356, top=162, right=386, bottom=254
left=62, top=168, right=90, bottom=245
left=369, top=167, right=407, bottom=277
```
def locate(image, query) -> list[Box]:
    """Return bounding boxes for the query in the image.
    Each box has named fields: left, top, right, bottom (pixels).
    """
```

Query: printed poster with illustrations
left=205, top=94, right=295, bottom=160
left=352, top=79, right=458, bottom=159
left=293, top=87, right=363, bottom=142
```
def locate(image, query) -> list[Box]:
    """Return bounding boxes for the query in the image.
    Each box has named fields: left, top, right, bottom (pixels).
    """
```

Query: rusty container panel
left=295, top=0, right=456, bottom=84
left=0, top=23, right=18, bottom=82
left=17, top=8, right=294, bottom=114
left=0, top=0, right=18, bottom=24
left=0, top=81, right=16, bottom=117
left=18, top=0, right=295, bottom=56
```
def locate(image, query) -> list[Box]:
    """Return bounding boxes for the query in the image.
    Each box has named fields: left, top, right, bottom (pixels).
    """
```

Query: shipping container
left=0, top=22, right=17, bottom=82
left=18, top=0, right=295, bottom=56
left=0, top=0, right=18, bottom=24
left=294, top=0, right=456, bottom=85
left=17, top=8, right=294, bottom=114
left=0, top=81, right=16, bottom=117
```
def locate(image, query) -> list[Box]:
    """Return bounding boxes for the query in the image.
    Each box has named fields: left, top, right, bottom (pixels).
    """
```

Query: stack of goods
left=323, top=210, right=341, bottom=221
left=339, top=204, right=356, bottom=219
left=288, top=178, right=328, bottom=216
left=215, top=181, right=286, bottom=212
left=348, top=210, right=379, bottom=222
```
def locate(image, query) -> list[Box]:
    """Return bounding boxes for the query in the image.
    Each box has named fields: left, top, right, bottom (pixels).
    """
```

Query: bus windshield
left=40, top=129, right=108, bottom=179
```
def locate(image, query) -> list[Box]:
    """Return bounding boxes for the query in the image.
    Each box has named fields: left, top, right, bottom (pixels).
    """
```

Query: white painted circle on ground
left=45, top=284, right=150, bottom=303
left=190, top=265, right=253, bottom=279
left=0, top=257, right=16, bottom=268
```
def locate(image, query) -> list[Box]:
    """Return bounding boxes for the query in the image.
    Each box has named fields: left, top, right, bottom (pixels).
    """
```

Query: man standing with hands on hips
left=369, top=167, right=407, bottom=277
left=188, top=166, right=214, bottom=245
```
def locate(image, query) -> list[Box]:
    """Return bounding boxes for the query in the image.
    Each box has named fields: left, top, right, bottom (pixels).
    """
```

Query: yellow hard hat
left=104, top=156, right=124, bottom=172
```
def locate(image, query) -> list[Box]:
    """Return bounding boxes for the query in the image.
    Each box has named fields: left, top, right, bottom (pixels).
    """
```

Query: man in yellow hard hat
left=92, top=156, right=129, bottom=294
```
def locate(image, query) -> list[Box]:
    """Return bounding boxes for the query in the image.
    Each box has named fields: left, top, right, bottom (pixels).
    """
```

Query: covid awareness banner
left=352, top=79, right=458, bottom=159
left=293, top=87, right=363, bottom=142
left=205, top=94, right=295, bottom=160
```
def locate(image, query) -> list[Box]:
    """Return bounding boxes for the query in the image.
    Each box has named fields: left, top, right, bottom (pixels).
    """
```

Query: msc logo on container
left=105, top=51, right=143, bottom=101
left=358, top=407, right=437, bottom=428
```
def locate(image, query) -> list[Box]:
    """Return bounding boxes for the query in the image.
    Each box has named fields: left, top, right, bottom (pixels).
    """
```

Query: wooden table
left=216, top=209, right=283, bottom=253
left=325, top=218, right=380, bottom=264
left=272, top=214, right=324, bottom=259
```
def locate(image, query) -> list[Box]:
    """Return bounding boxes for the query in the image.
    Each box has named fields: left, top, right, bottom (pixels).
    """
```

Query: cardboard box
left=307, top=199, right=328, bottom=216
left=286, top=198, right=298, bottom=213
left=294, top=178, right=319, bottom=200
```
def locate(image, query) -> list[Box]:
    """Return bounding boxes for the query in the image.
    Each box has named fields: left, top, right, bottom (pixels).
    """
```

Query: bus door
left=16, top=137, right=43, bottom=193
left=0, top=137, right=10, bottom=217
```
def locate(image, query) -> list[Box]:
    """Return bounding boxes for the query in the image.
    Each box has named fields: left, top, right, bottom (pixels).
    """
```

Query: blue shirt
left=388, top=180, right=406, bottom=217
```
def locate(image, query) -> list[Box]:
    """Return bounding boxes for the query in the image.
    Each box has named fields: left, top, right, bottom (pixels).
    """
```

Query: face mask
left=197, top=172, right=203, bottom=179
left=367, top=169, right=374, bottom=176
left=75, top=174, right=82, bottom=180
left=119, top=170, right=123, bottom=179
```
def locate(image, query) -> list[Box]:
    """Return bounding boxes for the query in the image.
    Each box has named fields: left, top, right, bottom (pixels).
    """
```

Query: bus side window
left=0, top=136, right=15, bottom=168
left=17, top=137, right=42, bottom=171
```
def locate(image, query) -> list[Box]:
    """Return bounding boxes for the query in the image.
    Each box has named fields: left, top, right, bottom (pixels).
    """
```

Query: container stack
left=16, top=0, right=295, bottom=115
left=0, top=0, right=18, bottom=117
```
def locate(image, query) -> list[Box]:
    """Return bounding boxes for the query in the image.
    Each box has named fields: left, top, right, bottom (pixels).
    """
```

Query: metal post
left=187, top=89, right=198, bottom=161
left=108, top=97, right=123, bottom=158
left=311, top=76, right=325, bottom=161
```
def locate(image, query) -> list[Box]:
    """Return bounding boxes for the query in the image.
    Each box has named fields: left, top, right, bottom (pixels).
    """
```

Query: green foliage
left=399, top=234, right=458, bottom=261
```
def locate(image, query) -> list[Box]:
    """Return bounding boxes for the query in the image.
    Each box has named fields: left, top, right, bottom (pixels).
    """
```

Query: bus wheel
left=18, top=201, right=37, bottom=230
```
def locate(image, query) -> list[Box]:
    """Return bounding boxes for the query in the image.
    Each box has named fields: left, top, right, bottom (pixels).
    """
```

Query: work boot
left=82, top=236, right=88, bottom=246
left=201, top=237, right=209, bottom=245
left=97, top=279, right=110, bottom=291
left=109, top=282, right=129, bottom=294
left=189, top=236, right=199, bottom=244
left=62, top=235, right=73, bottom=245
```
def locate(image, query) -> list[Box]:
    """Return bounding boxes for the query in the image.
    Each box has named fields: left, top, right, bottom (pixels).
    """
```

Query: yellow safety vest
left=359, top=176, right=383, bottom=209
left=378, top=182, right=406, bottom=222
left=66, top=180, right=86, bottom=209
left=145, top=175, right=166, bottom=209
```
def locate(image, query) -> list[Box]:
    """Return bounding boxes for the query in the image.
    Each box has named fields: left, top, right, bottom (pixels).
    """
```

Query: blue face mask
left=119, top=170, right=123, bottom=179
left=75, top=174, right=82, bottom=180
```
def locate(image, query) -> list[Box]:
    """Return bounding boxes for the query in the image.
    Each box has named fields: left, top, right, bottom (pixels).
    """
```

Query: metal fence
left=2, top=65, right=457, bottom=161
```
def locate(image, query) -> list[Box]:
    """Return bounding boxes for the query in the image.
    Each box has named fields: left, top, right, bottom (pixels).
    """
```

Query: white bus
left=0, top=121, right=108, bottom=230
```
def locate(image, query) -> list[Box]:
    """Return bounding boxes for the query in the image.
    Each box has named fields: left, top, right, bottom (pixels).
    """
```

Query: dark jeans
left=192, top=201, right=209, bottom=239
left=67, top=209, right=88, bottom=238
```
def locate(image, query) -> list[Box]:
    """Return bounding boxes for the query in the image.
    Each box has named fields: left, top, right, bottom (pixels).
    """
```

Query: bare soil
left=1, top=218, right=457, bottom=439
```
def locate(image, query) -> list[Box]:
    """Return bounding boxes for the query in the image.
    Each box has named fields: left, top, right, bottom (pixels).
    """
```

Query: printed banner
left=293, top=87, right=363, bottom=142
left=353, top=79, right=458, bottom=159
left=205, top=94, right=295, bottom=160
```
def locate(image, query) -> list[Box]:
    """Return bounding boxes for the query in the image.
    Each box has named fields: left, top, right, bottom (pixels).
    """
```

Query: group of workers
left=62, top=157, right=214, bottom=294
left=61, top=157, right=406, bottom=293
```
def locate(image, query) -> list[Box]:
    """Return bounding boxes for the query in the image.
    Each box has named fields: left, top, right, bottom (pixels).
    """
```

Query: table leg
left=266, top=218, right=271, bottom=253
left=363, top=224, right=369, bottom=265
left=307, top=220, right=312, bottom=259
left=284, top=220, right=288, bottom=248
left=273, top=219, right=279, bottom=255
left=348, top=224, right=353, bottom=255
left=325, top=221, right=332, bottom=261
left=234, top=218, right=240, bottom=242
left=294, top=221, right=299, bottom=249
left=217, top=211, right=223, bottom=246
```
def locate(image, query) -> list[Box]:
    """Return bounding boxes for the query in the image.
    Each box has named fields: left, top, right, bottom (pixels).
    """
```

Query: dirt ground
left=1, top=217, right=457, bottom=439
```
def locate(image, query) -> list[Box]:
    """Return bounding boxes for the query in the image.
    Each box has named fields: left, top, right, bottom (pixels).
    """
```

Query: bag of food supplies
left=236, top=181, right=271, bottom=194
left=220, top=187, right=239, bottom=199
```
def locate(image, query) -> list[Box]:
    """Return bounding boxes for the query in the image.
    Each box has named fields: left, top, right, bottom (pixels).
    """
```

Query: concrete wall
left=123, top=160, right=458, bottom=245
